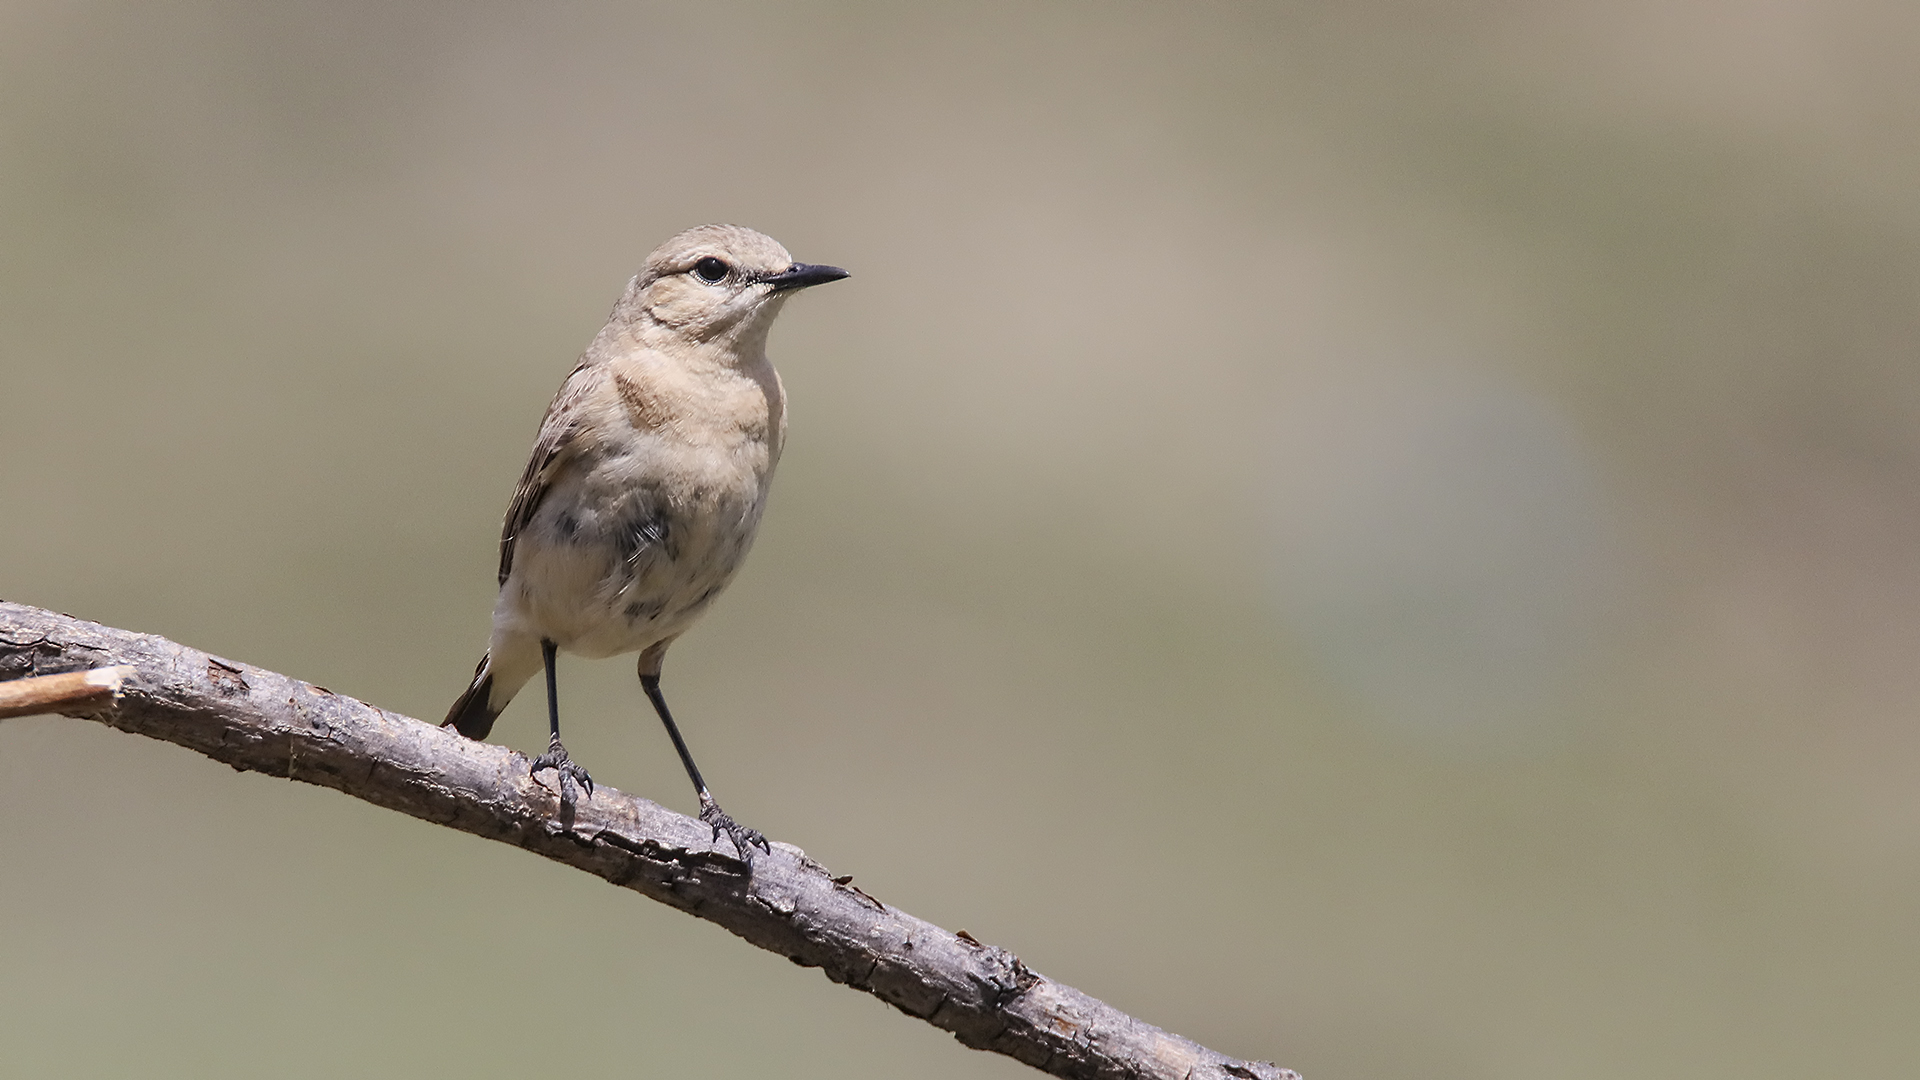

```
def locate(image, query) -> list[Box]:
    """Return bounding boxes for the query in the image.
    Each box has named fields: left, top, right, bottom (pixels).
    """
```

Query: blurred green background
left=5, top=2, right=1920, bottom=1077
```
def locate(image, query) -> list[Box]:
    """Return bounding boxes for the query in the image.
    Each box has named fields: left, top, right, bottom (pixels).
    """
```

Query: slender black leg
left=542, top=638, right=561, bottom=743
left=528, top=639, right=593, bottom=798
left=641, top=673, right=768, bottom=861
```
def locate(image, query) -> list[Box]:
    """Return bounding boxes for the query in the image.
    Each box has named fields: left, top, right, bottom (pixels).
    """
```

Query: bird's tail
left=444, top=653, right=502, bottom=739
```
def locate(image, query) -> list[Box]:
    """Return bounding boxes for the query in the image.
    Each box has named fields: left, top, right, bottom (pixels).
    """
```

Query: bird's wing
left=497, top=361, right=597, bottom=586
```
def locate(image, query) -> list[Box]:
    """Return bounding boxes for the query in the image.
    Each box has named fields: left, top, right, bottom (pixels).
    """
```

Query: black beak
left=762, top=262, right=850, bottom=291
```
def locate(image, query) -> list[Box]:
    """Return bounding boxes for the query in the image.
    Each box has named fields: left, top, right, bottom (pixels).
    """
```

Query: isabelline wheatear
left=444, top=224, right=847, bottom=861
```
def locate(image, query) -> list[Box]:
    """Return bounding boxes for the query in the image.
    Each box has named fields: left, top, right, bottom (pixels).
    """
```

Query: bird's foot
left=699, top=793, right=770, bottom=863
left=528, top=735, right=594, bottom=799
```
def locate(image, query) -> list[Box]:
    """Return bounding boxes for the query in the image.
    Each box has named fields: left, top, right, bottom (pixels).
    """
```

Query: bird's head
left=623, top=224, right=847, bottom=353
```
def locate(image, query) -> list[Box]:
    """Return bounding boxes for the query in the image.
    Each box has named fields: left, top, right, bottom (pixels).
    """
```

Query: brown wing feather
left=497, top=361, right=598, bottom=586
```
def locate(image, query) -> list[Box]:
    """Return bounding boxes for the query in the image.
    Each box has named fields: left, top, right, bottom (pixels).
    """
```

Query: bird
left=443, top=223, right=847, bottom=862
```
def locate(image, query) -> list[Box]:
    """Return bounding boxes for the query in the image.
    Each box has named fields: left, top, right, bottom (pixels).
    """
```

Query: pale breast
left=499, top=391, right=778, bottom=659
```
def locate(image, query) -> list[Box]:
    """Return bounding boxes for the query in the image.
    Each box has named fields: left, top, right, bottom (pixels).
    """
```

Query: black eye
left=692, top=257, right=729, bottom=284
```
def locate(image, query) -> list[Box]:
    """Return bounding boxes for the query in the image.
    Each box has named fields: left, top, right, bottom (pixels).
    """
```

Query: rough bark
left=0, top=601, right=1295, bottom=1080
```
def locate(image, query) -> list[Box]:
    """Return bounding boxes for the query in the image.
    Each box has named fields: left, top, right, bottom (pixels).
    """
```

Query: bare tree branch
left=0, top=601, right=1295, bottom=1080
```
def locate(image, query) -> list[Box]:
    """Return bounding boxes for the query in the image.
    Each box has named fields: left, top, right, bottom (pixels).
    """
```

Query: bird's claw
left=529, top=735, right=594, bottom=798
left=699, top=798, right=770, bottom=862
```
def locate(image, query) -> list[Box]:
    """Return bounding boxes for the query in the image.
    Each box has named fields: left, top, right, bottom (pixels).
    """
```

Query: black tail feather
left=444, top=654, right=500, bottom=740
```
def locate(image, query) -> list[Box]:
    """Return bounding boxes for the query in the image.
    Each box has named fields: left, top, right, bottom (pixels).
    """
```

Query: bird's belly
left=495, top=472, right=766, bottom=659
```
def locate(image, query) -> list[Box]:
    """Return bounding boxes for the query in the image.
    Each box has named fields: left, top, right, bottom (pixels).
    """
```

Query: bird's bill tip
left=763, top=262, right=850, bottom=291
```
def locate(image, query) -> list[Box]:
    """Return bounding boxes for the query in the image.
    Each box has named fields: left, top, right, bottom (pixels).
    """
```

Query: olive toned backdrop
left=5, top=2, right=1920, bottom=1078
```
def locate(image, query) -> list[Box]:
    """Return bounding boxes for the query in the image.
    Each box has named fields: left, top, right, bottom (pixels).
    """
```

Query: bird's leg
left=528, top=639, right=593, bottom=798
left=640, top=671, right=768, bottom=862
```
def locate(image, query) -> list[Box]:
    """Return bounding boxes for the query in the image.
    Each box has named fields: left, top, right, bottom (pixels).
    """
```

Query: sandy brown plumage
left=443, top=224, right=847, bottom=858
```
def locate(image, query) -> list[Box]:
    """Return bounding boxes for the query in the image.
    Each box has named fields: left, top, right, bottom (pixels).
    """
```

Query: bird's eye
left=692, top=257, right=729, bottom=284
